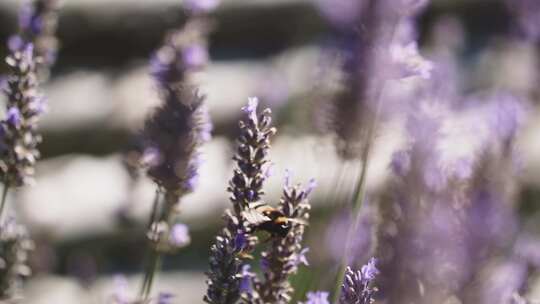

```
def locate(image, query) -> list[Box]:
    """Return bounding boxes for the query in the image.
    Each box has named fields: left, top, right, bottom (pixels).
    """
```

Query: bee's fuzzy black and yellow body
left=243, top=202, right=305, bottom=238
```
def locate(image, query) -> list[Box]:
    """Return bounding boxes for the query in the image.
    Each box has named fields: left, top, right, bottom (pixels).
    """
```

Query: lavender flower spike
left=143, top=89, right=211, bottom=209
left=10, top=0, right=61, bottom=80
left=259, top=174, right=313, bottom=303
left=205, top=211, right=252, bottom=304
left=0, top=218, right=34, bottom=301
left=0, top=44, right=45, bottom=188
left=228, top=97, right=275, bottom=219
left=138, top=18, right=213, bottom=302
left=339, top=258, right=379, bottom=304
left=142, top=17, right=213, bottom=219
left=205, top=98, right=276, bottom=304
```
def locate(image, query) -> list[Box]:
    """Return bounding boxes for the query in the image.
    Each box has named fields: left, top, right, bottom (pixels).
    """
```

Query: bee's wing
left=284, top=218, right=309, bottom=226
left=242, top=208, right=271, bottom=225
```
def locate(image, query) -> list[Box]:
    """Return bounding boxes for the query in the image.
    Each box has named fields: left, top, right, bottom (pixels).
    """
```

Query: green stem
left=142, top=251, right=163, bottom=300
left=331, top=10, right=403, bottom=301
left=0, top=183, right=9, bottom=222
left=147, top=190, right=161, bottom=229
left=139, top=190, right=162, bottom=300
left=138, top=190, right=181, bottom=301
left=331, top=69, right=389, bottom=304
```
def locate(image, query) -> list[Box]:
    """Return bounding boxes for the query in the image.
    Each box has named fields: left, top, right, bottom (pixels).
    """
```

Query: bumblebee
left=242, top=202, right=307, bottom=238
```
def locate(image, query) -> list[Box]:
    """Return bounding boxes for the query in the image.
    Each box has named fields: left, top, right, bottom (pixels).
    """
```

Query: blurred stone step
left=13, top=46, right=321, bottom=158
left=17, top=131, right=402, bottom=241
left=0, top=0, right=323, bottom=74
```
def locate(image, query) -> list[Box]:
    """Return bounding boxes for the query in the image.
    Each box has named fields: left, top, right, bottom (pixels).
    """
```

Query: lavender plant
left=376, top=59, right=529, bottom=303
left=323, top=1, right=432, bottom=300
left=315, top=0, right=430, bottom=159
left=8, top=0, right=61, bottom=81
left=298, top=258, right=379, bottom=304
left=0, top=44, right=46, bottom=217
left=338, top=258, right=378, bottom=304
left=300, top=291, right=329, bottom=304
left=205, top=98, right=316, bottom=304
left=205, top=97, right=275, bottom=304
left=0, top=218, right=34, bottom=301
left=258, top=175, right=313, bottom=303
left=138, top=24, right=213, bottom=302
left=0, top=2, right=55, bottom=299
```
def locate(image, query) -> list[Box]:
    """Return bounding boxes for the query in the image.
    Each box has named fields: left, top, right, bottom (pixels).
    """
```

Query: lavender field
left=0, top=0, right=539, bottom=303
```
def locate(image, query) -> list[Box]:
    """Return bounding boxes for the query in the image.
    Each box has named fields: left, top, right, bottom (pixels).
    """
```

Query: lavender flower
left=169, top=223, right=191, bottom=248
left=258, top=174, right=313, bottom=303
left=339, top=258, right=379, bottom=304
left=204, top=211, right=252, bottom=304
left=183, top=0, right=220, bottom=14
left=300, top=291, right=330, bottom=304
left=110, top=275, right=131, bottom=304
left=510, top=293, right=531, bottom=304
left=0, top=44, right=45, bottom=188
left=137, top=16, right=214, bottom=302
left=141, top=19, right=212, bottom=202
left=0, top=218, right=34, bottom=301
left=316, top=0, right=431, bottom=159
left=10, top=0, right=61, bottom=80
left=140, top=17, right=213, bottom=235
left=143, top=89, right=210, bottom=205
left=228, top=97, right=275, bottom=221
left=205, top=98, right=276, bottom=304
left=156, top=292, right=174, bottom=304
left=506, top=0, right=540, bottom=42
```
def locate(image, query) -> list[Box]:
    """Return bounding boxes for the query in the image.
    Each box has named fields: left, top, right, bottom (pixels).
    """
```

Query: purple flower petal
left=182, top=44, right=209, bottom=69
left=7, top=107, right=22, bottom=127
left=170, top=223, right=191, bottom=248
left=241, top=97, right=259, bottom=121
left=302, top=291, right=330, bottom=304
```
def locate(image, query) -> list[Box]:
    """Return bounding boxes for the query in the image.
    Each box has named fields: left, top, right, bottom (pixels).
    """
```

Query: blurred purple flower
left=361, top=258, right=379, bottom=281
left=183, top=0, right=220, bottom=14
left=485, top=92, right=526, bottom=144
left=514, top=234, right=540, bottom=268
left=390, top=150, right=411, bottom=176
left=140, top=147, right=161, bottom=168
left=389, top=42, right=433, bottom=79
left=157, top=292, right=174, bottom=304
left=143, top=90, right=210, bottom=197
left=479, top=260, right=528, bottom=304
left=7, top=36, right=24, bottom=53
left=325, top=206, right=376, bottom=265
left=301, top=291, right=330, bottom=304
left=182, top=44, right=209, bottom=69
left=6, top=108, right=21, bottom=128
left=169, top=223, right=191, bottom=248
left=110, top=275, right=130, bottom=304
left=13, top=0, right=60, bottom=80
left=28, top=96, right=47, bottom=115
left=507, top=0, right=540, bottom=41
left=315, top=0, right=363, bottom=28
left=0, top=217, right=34, bottom=300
